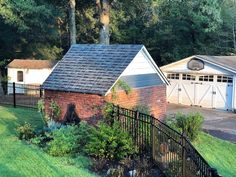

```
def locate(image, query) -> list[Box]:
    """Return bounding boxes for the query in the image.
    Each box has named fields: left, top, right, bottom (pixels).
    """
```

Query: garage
left=161, top=55, right=236, bottom=111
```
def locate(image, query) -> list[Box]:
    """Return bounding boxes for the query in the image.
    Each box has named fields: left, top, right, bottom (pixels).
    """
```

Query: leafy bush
left=37, top=99, right=45, bottom=114
left=30, top=134, right=47, bottom=147
left=132, top=104, right=151, bottom=115
left=49, top=100, right=61, bottom=121
left=77, top=121, right=94, bottom=149
left=165, top=112, right=204, bottom=141
left=37, top=99, right=48, bottom=125
left=47, top=125, right=79, bottom=156
left=47, top=119, right=62, bottom=131
left=16, top=122, right=35, bottom=140
left=102, top=102, right=114, bottom=125
left=85, top=121, right=136, bottom=161
left=30, top=131, right=52, bottom=147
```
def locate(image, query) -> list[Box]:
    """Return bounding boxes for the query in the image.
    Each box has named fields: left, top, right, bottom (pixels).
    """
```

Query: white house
left=7, top=59, right=57, bottom=94
left=161, top=55, right=236, bottom=112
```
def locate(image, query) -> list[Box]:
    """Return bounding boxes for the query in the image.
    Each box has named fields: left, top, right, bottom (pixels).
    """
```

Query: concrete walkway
left=167, top=103, right=236, bottom=143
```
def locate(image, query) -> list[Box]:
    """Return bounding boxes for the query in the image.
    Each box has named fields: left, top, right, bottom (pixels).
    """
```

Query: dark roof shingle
left=42, top=44, right=144, bottom=95
left=7, top=59, right=57, bottom=69
left=196, top=55, right=236, bottom=72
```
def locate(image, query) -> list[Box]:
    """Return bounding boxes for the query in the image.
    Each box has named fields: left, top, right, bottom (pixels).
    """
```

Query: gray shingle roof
left=196, top=55, right=236, bottom=73
left=42, top=44, right=144, bottom=95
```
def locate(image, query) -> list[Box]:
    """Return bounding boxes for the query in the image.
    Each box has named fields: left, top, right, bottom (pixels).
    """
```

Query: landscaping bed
left=0, top=106, right=97, bottom=177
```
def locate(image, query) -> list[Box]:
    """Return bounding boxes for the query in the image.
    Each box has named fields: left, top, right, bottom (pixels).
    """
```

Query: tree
left=69, top=0, right=76, bottom=45
left=0, top=0, right=63, bottom=60
left=96, top=0, right=110, bottom=44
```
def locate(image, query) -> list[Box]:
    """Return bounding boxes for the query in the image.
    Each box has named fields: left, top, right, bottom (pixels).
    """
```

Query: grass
left=193, top=132, right=236, bottom=177
left=0, top=105, right=98, bottom=177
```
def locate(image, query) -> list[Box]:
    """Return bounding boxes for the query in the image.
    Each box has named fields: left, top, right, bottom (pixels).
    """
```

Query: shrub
left=37, top=99, right=48, bottom=125
left=165, top=112, right=204, bottom=141
left=85, top=121, right=136, bottom=161
left=30, top=131, right=52, bottom=147
left=16, top=122, right=35, bottom=140
left=47, top=119, right=62, bottom=131
left=47, top=125, right=79, bottom=156
left=77, top=121, right=95, bottom=149
left=132, top=104, right=151, bottom=115
left=49, top=100, right=61, bottom=121
left=102, top=102, right=114, bottom=125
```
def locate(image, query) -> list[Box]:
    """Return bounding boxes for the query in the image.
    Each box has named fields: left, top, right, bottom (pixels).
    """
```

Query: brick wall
left=44, top=90, right=105, bottom=123
left=44, top=85, right=166, bottom=122
left=105, top=85, right=166, bottom=119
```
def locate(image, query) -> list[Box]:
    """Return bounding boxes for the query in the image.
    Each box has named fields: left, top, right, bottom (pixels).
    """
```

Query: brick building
left=42, top=44, right=168, bottom=122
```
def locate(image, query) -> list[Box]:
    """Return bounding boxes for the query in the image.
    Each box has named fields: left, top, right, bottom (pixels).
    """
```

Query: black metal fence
left=112, top=105, right=221, bottom=177
left=0, top=81, right=43, bottom=108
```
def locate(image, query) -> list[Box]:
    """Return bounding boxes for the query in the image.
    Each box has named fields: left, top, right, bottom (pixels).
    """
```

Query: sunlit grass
left=193, top=132, right=236, bottom=177
left=0, top=106, right=97, bottom=177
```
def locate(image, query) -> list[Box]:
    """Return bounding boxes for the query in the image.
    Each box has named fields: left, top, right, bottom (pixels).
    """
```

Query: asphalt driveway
left=167, top=103, right=236, bottom=143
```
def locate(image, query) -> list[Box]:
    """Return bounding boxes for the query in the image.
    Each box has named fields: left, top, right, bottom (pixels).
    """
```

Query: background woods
left=0, top=0, right=236, bottom=75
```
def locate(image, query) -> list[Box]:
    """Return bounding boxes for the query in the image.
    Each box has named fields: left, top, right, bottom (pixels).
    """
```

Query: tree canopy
left=0, top=0, right=235, bottom=72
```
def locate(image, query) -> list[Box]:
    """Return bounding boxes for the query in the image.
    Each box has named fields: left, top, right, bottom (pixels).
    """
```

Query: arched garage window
left=17, top=71, right=23, bottom=82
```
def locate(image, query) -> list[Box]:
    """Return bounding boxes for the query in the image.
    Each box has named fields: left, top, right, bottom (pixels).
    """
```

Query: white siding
left=162, top=59, right=233, bottom=75
left=121, top=50, right=156, bottom=76
left=8, top=68, right=53, bottom=85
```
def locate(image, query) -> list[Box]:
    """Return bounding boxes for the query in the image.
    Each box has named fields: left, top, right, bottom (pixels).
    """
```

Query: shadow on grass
left=0, top=163, right=24, bottom=177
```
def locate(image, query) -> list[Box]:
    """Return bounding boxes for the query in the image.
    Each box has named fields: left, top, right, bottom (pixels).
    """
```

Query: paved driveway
left=167, top=103, right=236, bottom=143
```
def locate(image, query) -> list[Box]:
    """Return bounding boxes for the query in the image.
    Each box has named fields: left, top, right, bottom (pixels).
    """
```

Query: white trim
left=161, top=55, right=236, bottom=74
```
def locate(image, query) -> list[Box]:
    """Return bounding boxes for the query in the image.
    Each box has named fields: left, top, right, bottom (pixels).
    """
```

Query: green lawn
left=193, top=133, right=236, bottom=177
left=0, top=106, right=98, bottom=177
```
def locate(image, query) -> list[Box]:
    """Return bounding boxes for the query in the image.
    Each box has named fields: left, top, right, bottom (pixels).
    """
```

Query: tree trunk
left=97, top=0, right=110, bottom=45
left=233, top=24, right=236, bottom=52
left=233, top=0, right=236, bottom=52
left=69, top=0, right=76, bottom=45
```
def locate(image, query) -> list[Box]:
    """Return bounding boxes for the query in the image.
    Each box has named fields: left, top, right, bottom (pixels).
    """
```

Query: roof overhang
left=161, top=55, right=236, bottom=75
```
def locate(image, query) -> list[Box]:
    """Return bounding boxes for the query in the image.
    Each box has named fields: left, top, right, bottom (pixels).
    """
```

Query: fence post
left=117, top=105, right=120, bottom=121
left=39, top=85, right=43, bottom=98
left=135, top=110, right=139, bottom=149
left=181, top=133, right=186, bottom=177
left=211, top=168, right=220, bottom=177
left=13, top=82, right=16, bottom=108
left=150, top=116, right=154, bottom=162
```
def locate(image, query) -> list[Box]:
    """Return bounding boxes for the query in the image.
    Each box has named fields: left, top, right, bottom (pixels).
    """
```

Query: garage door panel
left=214, top=84, right=233, bottom=111
left=181, top=83, right=195, bottom=105
left=167, top=82, right=180, bottom=104
left=166, top=73, right=233, bottom=111
left=196, top=84, right=213, bottom=108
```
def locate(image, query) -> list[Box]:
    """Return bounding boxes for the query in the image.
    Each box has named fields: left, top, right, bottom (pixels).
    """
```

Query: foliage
left=77, top=121, right=95, bottom=149
left=49, top=100, right=61, bottom=121
left=16, top=122, right=35, bottom=140
left=30, top=133, right=51, bottom=148
left=132, top=104, right=151, bottom=115
left=102, top=102, right=114, bottom=125
left=111, top=80, right=132, bottom=101
left=47, top=125, right=80, bottom=156
left=47, top=119, right=62, bottom=131
left=0, top=0, right=236, bottom=75
left=0, top=106, right=97, bottom=176
left=37, top=99, right=48, bottom=125
left=165, top=112, right=204, bottom=141
left=85, top=121, right=136, bottom=161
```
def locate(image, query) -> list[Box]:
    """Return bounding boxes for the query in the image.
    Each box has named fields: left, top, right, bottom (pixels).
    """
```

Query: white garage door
left=167, top=73, right=233, bottom=111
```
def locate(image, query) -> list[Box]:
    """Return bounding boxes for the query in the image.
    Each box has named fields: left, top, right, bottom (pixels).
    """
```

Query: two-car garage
left=161, top=55, right=236, bottom=111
